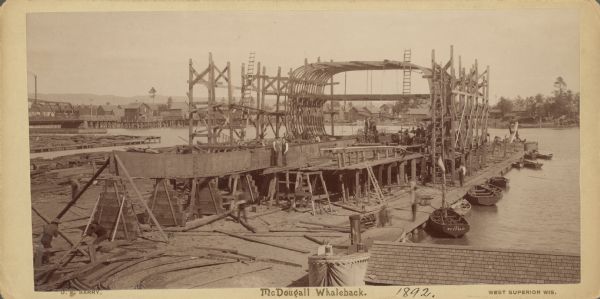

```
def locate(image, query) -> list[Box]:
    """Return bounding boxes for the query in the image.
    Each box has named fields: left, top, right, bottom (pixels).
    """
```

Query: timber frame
left=428, top=46, right=490, bottom=184
left=186, top=46, right=489, bottom=183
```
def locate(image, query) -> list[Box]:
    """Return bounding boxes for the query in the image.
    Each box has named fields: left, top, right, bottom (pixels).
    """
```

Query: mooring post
left=399, top=161, right=405, bottom=186
left=354, top=170, right=361, bottom=204
left=349, top=214, right=362, bottom=245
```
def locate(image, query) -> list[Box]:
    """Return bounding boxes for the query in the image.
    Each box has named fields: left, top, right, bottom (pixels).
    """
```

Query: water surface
left=418, top=128, right=580, bottom=254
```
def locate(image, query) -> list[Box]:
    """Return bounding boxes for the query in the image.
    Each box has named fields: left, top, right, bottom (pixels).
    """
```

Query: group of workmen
left=37, top=179, right=109, bottom=266
left=398, top=125, right=427, bottom=145
left=363, top=118, right=379, bottom=143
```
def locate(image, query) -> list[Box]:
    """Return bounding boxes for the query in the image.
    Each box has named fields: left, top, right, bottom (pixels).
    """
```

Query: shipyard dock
left=29, top=47, right=579, bottom=290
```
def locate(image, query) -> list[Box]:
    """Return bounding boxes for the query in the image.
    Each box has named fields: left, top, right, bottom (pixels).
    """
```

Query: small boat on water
left=465, top=184, right=503, bottom=206
left=523, top=159, right=543, bottom=169
left=512, top=161, right=524, bottom=169
left=427, top=208, right=470, bottom=238
left=525, top=149, right=553, bottom=160
left=427, top=155, right=470, bottom=238
left=536, top=152, right=553, bottom=160
left=487, top=176, right=509, bottom=189
left=450, top=198, right=472, bottom=217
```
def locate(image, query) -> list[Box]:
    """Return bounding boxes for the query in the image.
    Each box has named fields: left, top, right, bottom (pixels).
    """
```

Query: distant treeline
left=494, top=77, right=579, bottom=122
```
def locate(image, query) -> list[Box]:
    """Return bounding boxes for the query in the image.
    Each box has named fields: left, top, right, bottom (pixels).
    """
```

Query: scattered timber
left=191, top=266, right=273, bottom=288
left=163, top=212, right=232, bottom=232
left=214, top=230, right=310, bottom=254
left=136, top=260, right=237, bottom=288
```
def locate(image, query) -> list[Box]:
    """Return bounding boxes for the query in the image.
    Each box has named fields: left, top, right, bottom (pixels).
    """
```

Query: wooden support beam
left=163, top=211, right=231, bottom=232
left=31, top=206, right=89, bottom=257
left=214, top=230, right=310, bottom=254
left=399, top=161, right=406, bottom=185
left=354, top=170, right=361, bottom=202
left=55, top=158, right=110, bottom=219
left=411, top=158, right=417, bottom=181
left=114, top=154, right=169, bottom=243
left=387, top=163, right=393, bottom=186
left=339, top=173, right=347, bottom=203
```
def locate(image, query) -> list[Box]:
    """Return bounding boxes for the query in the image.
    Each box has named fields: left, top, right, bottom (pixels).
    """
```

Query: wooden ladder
left=366, top=166, right=385, bottom=202
left=402, top=49, right=412, bottom=94
left=242, top=52, right=256, bottom=106
left=298, top=171, right=333, bottom=215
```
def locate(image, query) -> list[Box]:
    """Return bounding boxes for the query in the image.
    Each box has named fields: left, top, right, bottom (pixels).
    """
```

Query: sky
left=26, top=10, right=579, bottom=105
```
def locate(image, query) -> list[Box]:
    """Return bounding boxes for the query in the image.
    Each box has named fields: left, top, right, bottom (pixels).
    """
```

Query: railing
left=320, top=145, right=409, bottom=167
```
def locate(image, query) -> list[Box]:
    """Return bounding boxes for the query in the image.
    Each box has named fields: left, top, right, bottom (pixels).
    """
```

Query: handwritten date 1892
left=396, top=287, right=435, bottom=298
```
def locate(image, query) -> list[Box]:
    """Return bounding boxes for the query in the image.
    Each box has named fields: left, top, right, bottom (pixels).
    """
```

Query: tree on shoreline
left=496, top=97, right=513, bottom=117
left=493, top=77, right=579, bottom=122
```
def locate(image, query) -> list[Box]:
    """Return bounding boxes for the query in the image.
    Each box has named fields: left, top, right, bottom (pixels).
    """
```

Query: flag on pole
left=437, top=156, right=446, bottom=172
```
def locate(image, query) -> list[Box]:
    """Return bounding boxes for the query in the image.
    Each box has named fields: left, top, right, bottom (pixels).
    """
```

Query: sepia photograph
left=12, top=4, right=589, bottom=296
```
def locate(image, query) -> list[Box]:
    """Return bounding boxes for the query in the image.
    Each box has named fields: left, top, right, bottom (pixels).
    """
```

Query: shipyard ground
left=31, top=144, right=523, bottom=290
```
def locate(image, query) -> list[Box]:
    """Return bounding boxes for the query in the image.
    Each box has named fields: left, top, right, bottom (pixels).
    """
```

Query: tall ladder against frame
left=366, top=166, right=385, bottom=203
left=402, top=49, right=412, bottom=94
left=241, top=52, right=256, bottom=106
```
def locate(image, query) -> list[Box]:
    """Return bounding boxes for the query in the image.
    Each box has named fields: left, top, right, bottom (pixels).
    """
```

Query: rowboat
left=512, top=161, right=524, bottom=169
left=524, top=151, right=537, bottom=160
left=450, top=198, right=472, bottom=217
left=465, top=184, right=503, bottom=206
left=523, top=159, right=543, bottom=169
left=487, top=176, right=509, bottom=189
left=536, top=152, right=553, bottom=160
left=427, top=208, right=470, bottom=238
left=525, top=149, right=552, bottom=160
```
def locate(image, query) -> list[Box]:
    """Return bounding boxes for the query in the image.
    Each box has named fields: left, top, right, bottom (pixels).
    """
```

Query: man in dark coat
left=86, top=221, right=109, bottom=262
left=40, top=218, right=60, bottom=264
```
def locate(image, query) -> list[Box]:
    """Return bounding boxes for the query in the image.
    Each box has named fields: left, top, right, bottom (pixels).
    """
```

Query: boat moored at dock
left=465, top=184, right=503, bottom=206
left=427, top=208, right=470, bottom=238
left=487, top=176, right=509, bottom=189
left=525, top=149, right=553, bottom=160
left=523, top=159, right=543, bottom=169
left=450, top=198, right=472, bottom=217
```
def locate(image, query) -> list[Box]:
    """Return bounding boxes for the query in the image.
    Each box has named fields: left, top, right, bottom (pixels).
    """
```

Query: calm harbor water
left=418, top=127, right=580, bottom=255
left=30, top=125, right=580, bottom=254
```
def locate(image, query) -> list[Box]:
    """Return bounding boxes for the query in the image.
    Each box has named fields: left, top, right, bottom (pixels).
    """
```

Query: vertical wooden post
left=275, top=66, right=282, bottom=138
left=330, top=68, right=335, bottom=136
left=398, top=161, right=405, bottom=185
left=255, top=62, right=261, bottom=140
left=387, top=163, right=393, bottom=186
left=339, top=173, right=347, bottom=203
left=227, top=61, right=234, bottom=144
left=188, top=59, right=194, bottom=150
left=363, top=169, right=369, bottom=202
left=207, top=53, right=216, bottom=144
left=349, top=215, right=362, bottom=245
left=260, top=66, right=266, bottom=138
left=355, top=170, right=361, bottom=203
left=411, top=158, right=417, bottom=181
